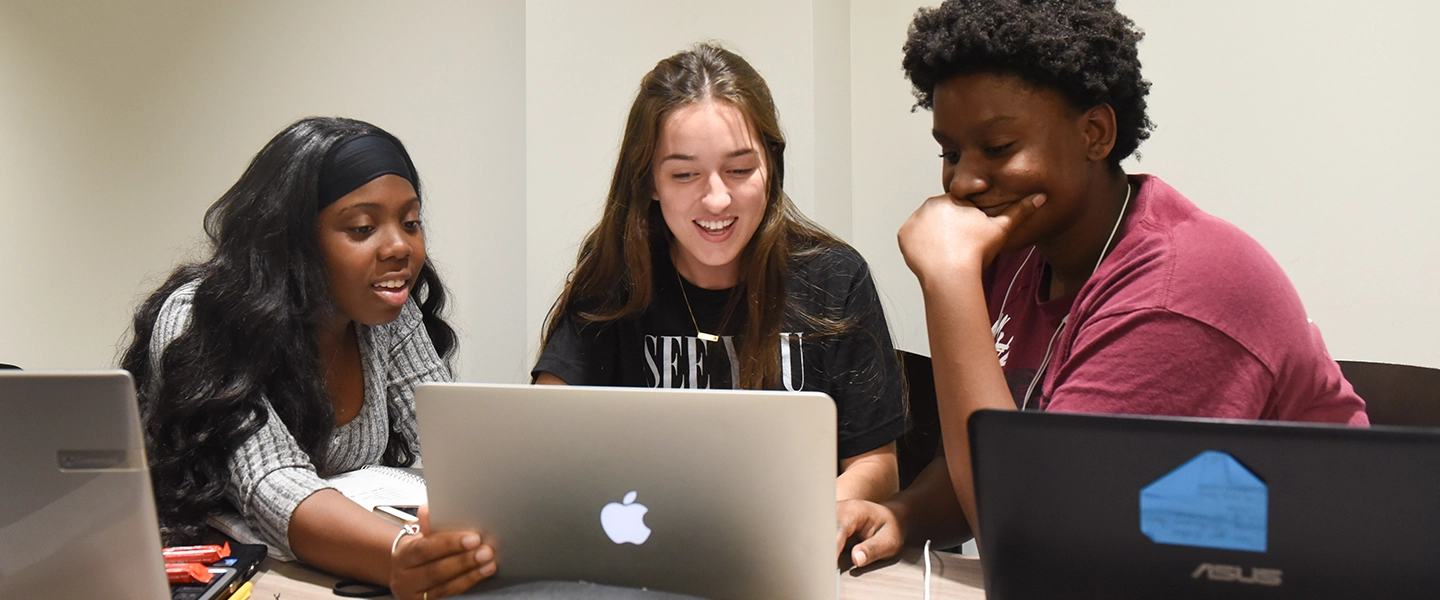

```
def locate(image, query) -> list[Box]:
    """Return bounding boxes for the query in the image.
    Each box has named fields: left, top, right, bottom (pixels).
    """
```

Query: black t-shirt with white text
left=533, top=244, right=906, bottom=459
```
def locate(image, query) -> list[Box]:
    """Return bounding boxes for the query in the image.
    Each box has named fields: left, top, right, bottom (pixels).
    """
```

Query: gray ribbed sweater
left=149, top=281, right=449, bottom=556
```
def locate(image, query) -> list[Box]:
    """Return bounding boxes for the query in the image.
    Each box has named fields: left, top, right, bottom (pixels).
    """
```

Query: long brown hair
left=540, top=43, right=845, bottom=390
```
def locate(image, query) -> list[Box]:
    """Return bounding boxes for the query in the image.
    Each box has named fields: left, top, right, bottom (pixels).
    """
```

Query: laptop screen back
left=0, top=370, right=170, bottom=600
left=417, top=383, right=838, bottom=600
left=969, top=409, right=1440, bottom=599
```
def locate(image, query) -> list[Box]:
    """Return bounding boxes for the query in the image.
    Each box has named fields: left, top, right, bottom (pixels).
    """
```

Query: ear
left=1081, top=104, right=1118, bottom=163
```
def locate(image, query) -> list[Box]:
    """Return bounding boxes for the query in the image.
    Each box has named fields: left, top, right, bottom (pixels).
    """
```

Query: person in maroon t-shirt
left=836, top=0, right=1368, bottom=567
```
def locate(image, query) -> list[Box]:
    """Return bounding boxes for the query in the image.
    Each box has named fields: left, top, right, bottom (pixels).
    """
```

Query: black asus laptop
left=969, top=409, right=1440, bottom=599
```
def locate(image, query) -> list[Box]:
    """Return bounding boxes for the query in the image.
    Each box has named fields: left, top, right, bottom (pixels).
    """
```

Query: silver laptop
left=0, top=370, right=170, bottom=600
left=416, top=383, right=838, bottom=600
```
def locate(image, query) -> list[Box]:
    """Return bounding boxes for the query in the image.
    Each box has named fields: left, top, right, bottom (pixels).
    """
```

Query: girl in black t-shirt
left=532, top=44, right=907, bottom=506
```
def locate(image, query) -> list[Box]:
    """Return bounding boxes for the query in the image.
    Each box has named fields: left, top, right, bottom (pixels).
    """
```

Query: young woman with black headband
left=121, top=117, right=492, bottom=599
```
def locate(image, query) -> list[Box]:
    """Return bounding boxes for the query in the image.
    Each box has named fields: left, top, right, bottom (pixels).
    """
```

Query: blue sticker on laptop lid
left=1140, top=450, right=1267, bottom=553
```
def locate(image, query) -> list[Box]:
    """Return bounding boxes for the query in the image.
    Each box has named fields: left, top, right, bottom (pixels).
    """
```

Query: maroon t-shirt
left=985, top=175, right=1368, bottom=424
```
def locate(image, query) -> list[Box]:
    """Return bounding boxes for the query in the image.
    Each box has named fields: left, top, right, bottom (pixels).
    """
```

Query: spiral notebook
left=208, top=465, right=426, bottom=560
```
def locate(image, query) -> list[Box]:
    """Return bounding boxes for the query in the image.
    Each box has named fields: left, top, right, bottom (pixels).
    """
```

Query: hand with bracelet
left=388, top=504, right=496, bottom=600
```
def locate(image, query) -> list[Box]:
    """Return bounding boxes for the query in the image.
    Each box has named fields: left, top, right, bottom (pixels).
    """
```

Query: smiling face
left=931, top=72, right=1115, bottom=253
left=316, top=173, right=426, bottom=328
left=652, top=100, right=769, bottom=289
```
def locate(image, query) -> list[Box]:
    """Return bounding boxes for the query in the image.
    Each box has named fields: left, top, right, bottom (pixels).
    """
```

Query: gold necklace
left=676, top=270, right=721, bottom=342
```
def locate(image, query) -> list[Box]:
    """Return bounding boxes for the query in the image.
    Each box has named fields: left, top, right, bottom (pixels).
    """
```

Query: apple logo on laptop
left=600, top=490, right=651, bottom=544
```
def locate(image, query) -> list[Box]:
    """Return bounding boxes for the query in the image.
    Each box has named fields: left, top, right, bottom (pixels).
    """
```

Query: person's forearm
left=885, top=455, right=972, bottom=549
left=836, top=442, right=898, bottom=502
left=289, top=489, right=403, bottom=585
left=534, top=372, right=568, bottom=385
left=920, top=272, right=1016, bottom=541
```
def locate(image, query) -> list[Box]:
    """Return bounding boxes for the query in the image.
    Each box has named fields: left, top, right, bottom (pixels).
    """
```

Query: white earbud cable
left=922, top=539, right=933, bottom=600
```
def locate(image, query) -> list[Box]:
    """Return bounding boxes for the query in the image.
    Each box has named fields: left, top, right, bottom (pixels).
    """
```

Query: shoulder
left=1134, top=176, right=1280, bottom=275
left=785, top=242, right=890, bottom=326
left=151, top=280, right=201, bottom=352
left=789, top=241, right=871, bottom=286
left=1082, top=175, right=1316, bottom=368
left=1091, top=176, right=1303, bottom=315
left=157, top=280, right=200, bottom=320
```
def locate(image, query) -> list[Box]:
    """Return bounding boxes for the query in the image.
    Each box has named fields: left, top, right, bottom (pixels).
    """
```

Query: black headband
left=317, top=134, right=414, bottom=209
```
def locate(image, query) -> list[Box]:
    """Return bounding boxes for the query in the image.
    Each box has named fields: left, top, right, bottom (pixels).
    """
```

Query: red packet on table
left=163, top=541, right=231, bottom=564
left=166, top=561, right=215, bottom=584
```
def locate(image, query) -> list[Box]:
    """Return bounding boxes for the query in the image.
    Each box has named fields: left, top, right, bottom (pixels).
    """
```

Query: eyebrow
left=657, top=148, right=756, bottom=163
left=981, top=115, right=1018, bottom=127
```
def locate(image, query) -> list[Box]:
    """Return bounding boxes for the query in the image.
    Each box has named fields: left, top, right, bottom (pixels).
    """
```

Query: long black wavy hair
left=119, top=117, right=456, bottom=542
left=902, top=0, right=1154, bottom=166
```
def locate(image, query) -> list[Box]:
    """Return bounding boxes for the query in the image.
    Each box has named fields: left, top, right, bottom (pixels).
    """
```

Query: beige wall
left=848, top=0, right=940, bottom=358
left=2, top=0, right=1437, bottom=379
left=0, top=0, right=527, bottom=381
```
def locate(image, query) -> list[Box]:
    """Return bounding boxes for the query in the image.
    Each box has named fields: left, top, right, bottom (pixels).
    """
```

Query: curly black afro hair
left=903, top=0, right=1154, bottom=166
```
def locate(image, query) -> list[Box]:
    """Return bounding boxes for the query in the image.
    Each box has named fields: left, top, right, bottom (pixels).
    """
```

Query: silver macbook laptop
left=0, top=370, right=170, bottom=600
left=416, top=383, right=838, bottom=600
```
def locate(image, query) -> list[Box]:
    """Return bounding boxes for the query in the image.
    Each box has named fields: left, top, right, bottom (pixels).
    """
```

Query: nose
left=700, top=171, right=732, bottom=213
left=946, top=156, right=988, bottom=201
left=377, top=224, right=413, bottom=261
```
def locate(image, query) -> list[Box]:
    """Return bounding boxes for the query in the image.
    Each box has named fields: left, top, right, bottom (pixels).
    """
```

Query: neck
left=316, top=315, right=355, bottom=360
left=670, top=246, right=738, bottom=290
left=1037, top=173, right=1132, bottom=300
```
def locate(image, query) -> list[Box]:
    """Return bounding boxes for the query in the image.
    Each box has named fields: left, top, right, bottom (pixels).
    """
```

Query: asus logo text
left=1191, top=563, right=1282, bottom=586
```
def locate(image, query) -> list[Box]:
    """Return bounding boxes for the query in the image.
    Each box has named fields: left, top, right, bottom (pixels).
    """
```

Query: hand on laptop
left=836, top=499, right=904, bottom=568
left=389, top=504, right=497, bottom=600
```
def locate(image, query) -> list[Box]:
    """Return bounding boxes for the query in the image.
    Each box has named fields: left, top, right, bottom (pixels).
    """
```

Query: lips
left=694, top=217, right=737, bottom=240
left=372, top=277, right=411, bottom=307
left=976, top=201, right=1017, bottom=217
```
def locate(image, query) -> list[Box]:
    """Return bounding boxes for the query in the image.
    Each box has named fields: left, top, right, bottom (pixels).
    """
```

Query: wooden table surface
left=839, top=548, right=986, bottom=599
left=247, top=548, right=986, bottom=599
